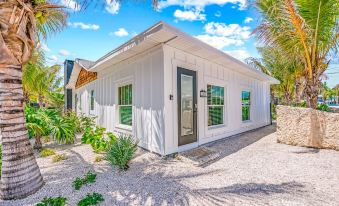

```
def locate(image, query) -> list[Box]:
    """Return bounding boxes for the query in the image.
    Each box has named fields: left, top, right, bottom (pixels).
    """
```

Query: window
left=90, top=90, right=94, bottom=111
left=118, top=84, right=132, bottom=126
left=242, top=91, right=251, bottom=121
left=207, top=85, right=224, bottom=126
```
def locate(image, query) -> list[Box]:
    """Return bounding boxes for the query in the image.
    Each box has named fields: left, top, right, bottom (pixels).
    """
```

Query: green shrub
left=77, top=193, right=104, bottom=206
left=25, top=106, right=76, bottom=145
left=317, top=103, right=330, bottom=112
left=39, top=148, right=56, bottom=157
left=36, top=196, right=67, bottom=206
left=105, top=135, right=138, bottom=170
left=73, top=171, right=97, bottom=190
left=81, top=126, right=117, bottom=153
left=79, top=115, right=96, bottom=130
left=52, top=154, right=68, bottom=163
left=64, top=111, right=82, bottom=133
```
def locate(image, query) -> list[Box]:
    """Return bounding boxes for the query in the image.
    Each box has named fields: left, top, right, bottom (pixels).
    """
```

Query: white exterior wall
left=72, top=44, right=271, bottom=156
left=74, top=46, right=165, bottom=154
left=163, top=45, right=271, bottom=155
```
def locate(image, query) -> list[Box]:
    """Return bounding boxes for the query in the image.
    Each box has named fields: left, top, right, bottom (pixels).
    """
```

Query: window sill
left=208, top=124, right=226, bottom=130
left=115, top=124, right=132, bottom=132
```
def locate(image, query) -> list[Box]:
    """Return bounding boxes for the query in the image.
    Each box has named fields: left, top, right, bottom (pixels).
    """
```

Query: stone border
left=277, top=105, right=339, bottom=151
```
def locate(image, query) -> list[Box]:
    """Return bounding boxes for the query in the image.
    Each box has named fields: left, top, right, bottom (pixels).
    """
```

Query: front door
left=177, top=67, right=197, bottom=146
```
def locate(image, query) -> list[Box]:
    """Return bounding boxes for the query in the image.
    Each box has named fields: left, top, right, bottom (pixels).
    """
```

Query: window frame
left=206, top=83, right=226, bottom=129
left=241, top=90, right=251, bottom=122
left=116, top=81, right=133, bottom=129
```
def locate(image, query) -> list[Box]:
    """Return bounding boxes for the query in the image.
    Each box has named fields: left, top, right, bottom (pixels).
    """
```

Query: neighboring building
left=65, top=22, right=279, bottom=155
left=64, top=60, right=74, bottom=110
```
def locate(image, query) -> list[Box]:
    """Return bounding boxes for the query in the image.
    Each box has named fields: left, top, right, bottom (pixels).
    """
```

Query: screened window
left=118, top=84, right=132, bottom=126
left=242, top=91, right=251, bottom=121
left=207, top=85, right=224, bottom=126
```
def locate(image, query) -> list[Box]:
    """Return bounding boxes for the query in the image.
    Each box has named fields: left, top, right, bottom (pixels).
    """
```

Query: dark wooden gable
left=75, top=68, right=97, bottom=89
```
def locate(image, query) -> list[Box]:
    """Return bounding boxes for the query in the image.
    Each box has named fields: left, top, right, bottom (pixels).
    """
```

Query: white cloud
left=195, top=35, right=244, bottom=49
left=224, top=49, right=251, bottom=61
left=158, top=0, right=247, bottom=10
left=244, top=17, right=253, bottom=23
left=48, top=55, right=58, bottom=62
left=174, top=9, right=206, bottom=21
left=195, top=22, right=252, bottom=50
left=214, top=11, right=221, bottom=17
left=68, top=22, right=100, bottom=30
left=204, top=22, right=251, bottom=39
left=112, top=28, right=129, bottom=37
left=59, top=49, right=70, bottom=56
left=105, top=0, right=120, bottom=15
left=60, top=0, right=80, bottom=11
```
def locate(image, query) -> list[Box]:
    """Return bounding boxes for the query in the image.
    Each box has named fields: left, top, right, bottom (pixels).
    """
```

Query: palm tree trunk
left=305, top=79, right=320, bottom=109
left=38, top=95, right=44, bottom=108
left=0, top=65, right=44, bottom=199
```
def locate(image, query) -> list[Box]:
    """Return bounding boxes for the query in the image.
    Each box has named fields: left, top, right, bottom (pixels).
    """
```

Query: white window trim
left=241, top=89, right=252, bottom=123
left=204, top=79, right=228, bottom=133
left=206, top=84, right=226, bottom=128
left=115, top=79, right=134, bottom=131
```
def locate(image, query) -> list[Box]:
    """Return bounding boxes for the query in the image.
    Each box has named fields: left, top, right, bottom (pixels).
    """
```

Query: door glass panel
left=181, top=74, right=193, bottom=136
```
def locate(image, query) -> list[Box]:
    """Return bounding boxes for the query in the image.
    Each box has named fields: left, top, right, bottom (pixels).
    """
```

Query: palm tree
left=0, top=0, right=66, bottom=199
left=246, top=47, right=303, bottom=105
left=23, top=62, right=63, bottom=108
left=254, top=0, right=339, bottom=109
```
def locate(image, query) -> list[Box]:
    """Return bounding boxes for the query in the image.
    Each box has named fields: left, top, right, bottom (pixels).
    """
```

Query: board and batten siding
left=163, top=45, right=271, bottom=155
left=74, top=46, right=165, bottom=154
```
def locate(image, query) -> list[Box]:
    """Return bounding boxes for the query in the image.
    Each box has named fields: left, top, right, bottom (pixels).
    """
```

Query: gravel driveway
left=1, top=125, right=339, bottom=206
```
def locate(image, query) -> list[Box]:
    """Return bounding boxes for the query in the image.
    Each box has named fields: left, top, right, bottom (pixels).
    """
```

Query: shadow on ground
left=181, top=124, right=276, bottom=167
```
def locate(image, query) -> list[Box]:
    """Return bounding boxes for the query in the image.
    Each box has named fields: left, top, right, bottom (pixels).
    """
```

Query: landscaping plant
left=73, top=171, right=97, bottom=190
left=105, top=135, right=138, bottom=170
left=77, top=193, right=104, bottom=206
left=36, top=196, right=67, bottom=206
left=39, top=148, right=56, bottom=157
left=52, top=154, right=68, bottom=163
left=81, top=126, right=117, bottom=153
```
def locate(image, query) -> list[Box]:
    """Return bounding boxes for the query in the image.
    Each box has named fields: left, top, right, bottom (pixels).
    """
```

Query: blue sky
left=43, top=0, right=338, bottom=88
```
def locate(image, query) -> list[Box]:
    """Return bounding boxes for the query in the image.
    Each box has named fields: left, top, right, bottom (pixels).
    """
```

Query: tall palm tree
left=0, top=0, right=66, bottom=199
left=246, top=47, right=303, bottom=105
left=254, top=0, right=339, bottom=109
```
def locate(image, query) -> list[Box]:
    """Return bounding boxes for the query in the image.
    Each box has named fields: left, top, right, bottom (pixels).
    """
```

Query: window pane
left=181, top=75, right=193, bottom=136
left=208, top=106, right=223, bottom=126
left=242, top=91, right=250, bottom=104
left=242, top=106, right=250, bottom=121
left=119, top=106, right=132, bottom=126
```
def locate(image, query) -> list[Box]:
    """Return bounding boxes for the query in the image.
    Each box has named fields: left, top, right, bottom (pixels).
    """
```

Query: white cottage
left=65, top=21, right=278, bottom=155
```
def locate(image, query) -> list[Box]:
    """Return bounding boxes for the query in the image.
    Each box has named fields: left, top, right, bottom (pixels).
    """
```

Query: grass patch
left=77, top=193, right=104, bottom=206
left=52, top=154, right=67, bottom=163
left=39, top=148, right=56, bottom=157
left=36, top=196, right=67, bottom=206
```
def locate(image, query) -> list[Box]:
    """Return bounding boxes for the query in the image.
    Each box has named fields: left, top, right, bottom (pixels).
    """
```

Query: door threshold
left=178, top=142, right=198, bottom=153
